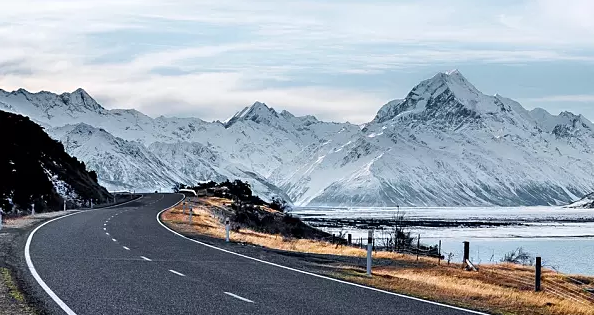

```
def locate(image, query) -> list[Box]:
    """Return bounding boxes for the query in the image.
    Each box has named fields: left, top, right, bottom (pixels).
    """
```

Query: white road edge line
left=168, top=269, right=185, bottom=277
left=224, top=292, right=254, bottom=303
left=157, top=195, right=488, bottom=315
left=24, top=195, right=144, bottom=315
left=123, top=246, right=130, bottom=250
left=140, top=256, right=152, bottom=261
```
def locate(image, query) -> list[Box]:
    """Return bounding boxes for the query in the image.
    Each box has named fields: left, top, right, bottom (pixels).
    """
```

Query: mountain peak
left=427, top=70, right=481, bottom=96
left=224, top=101, right=279, bottom=128
left=444, top=69, right=461, bottom=76
left=73, top=88, right=91, bottom=97
left=372, top=70, right=501, bottom=124
left=60, top=88, right=105, bottom=113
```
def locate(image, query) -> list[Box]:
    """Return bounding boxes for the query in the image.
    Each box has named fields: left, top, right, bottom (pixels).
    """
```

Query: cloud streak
left=1, top=0, right=594, bottom=123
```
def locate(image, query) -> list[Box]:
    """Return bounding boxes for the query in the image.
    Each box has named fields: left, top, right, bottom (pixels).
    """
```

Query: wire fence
left=331, top=231, right=594, bottom=306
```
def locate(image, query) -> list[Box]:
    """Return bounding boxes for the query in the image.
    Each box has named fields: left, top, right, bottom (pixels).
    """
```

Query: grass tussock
left=162, top=199, right=594, bottom=315
left=1, top=267, right=25, bottom=303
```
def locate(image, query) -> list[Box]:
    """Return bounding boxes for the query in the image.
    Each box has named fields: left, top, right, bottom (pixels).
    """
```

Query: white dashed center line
left=168, top=270, right=185, bottom=277
left=122, top=246, right=130, bottom=250
left=140, top=256, right=152, bottom=261
left=105, top=232, right=110, bottom=236
left=224, top=292, right=254, bottom=303
left=112, top=238, right=117, bottom=242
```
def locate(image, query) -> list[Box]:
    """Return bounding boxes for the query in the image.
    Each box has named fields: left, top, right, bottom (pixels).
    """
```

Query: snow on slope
left=565, top=192, right=594, bottom=208
left=47, top=123, right=193, bottom=192
left=3, top=70, right=594, bottom=206
left=277, top=70, right=594, bottom=206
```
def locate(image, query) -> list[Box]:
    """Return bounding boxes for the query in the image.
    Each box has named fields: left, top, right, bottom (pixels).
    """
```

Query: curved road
left=25, top=193, right=485, bottom=315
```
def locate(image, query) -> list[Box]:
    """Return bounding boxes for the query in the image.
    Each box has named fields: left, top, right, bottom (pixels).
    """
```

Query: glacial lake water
left=291, top=206, right=594, bottom=276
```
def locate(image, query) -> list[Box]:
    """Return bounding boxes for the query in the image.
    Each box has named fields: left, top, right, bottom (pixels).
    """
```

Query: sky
left=1, top=0, right=594, bottom=123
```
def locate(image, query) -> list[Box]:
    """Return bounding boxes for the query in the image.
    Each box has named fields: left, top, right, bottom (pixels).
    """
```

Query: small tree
left=501, top=247, right=534, bottom=266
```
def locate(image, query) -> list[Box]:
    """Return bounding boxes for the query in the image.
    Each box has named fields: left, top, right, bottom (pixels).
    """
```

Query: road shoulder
left=0, top=211, right=77, bottom=315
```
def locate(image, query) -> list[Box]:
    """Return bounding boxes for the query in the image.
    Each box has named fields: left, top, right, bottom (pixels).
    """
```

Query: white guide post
left=31, top=203, right=35, bottom=215
left=188, top=205, right=193, bottom=224
left=225, top=217, right=230, bottom=242
left=367, top=230, right=373, bottom=276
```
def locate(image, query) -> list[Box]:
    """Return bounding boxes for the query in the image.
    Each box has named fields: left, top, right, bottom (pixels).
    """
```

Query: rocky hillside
left=0, top=110, right=111, bottom=214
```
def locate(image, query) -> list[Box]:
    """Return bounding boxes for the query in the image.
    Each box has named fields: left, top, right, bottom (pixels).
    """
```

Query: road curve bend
left=25, top=193, right=487, bottom=315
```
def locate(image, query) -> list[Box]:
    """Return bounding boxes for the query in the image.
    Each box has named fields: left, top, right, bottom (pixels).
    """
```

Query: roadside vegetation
left=163, top=183, right=594, bottom=315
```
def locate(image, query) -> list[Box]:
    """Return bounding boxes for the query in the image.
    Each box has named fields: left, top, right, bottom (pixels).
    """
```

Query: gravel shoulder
left=0, top=211, right=76, bottom=315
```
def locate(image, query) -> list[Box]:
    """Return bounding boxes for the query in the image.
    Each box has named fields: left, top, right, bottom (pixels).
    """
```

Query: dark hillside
left=0, top=110, right=111, bottom=214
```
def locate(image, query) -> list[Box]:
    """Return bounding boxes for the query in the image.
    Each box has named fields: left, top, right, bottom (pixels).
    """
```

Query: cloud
left=521, top=95, right=594, bottom=103
left=1, top=0, right=594, bottom=123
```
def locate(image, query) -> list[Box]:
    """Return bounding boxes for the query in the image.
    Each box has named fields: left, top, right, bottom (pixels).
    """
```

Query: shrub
left=501, top=247, right=534, bottom=266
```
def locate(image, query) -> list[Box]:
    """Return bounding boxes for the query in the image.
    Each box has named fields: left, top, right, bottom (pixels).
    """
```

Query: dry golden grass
left=162, top=199, right=594, bottom=315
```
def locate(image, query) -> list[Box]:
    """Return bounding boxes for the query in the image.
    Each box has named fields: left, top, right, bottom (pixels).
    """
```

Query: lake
left=291, top=206, right=594, bottom=276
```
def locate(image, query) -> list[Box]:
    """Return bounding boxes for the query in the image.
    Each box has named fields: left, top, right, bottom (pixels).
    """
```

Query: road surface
left=25, top=193, right=486, bottom=315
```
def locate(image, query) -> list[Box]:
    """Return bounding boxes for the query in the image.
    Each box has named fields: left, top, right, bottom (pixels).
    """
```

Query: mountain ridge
left=2, top=71, right=593, bottom=206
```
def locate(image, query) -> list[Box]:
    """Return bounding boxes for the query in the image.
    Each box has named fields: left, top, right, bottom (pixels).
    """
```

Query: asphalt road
left=25, top=193, right=486, bottom=315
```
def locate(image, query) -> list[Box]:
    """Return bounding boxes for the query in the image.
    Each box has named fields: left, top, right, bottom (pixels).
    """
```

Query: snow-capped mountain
left=47, top=123, right=193, bottom=192
left=277, top=70, right=594, bottom=206
left=3, top=70, right=594, bottom=206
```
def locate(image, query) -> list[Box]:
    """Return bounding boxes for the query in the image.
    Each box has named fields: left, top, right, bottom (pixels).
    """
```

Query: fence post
left=63, top=201, right=66, bottom=212
left=225, top=217, right=230, bottom=242
left=416, top=234, right=420, bottom=261
left=438, top=240, right=442, bottom=265
left=347, top=233, right=352, bottom=245
left=367, top=230, right=373, bottom=276
left=188, top=206, right=193, bottom=224
left=535, top=257, right=542, bottom=292
left=463, top=241, right=470, bottom=269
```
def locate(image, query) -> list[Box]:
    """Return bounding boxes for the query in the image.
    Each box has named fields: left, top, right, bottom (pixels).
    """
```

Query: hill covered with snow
left=2, top=70, right=593, bottom=206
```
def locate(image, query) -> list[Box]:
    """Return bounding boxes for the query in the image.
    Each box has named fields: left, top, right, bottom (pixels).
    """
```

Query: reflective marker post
left=31, top=204, right=35, bottom=215
left=182, top=201, right=186, bottom=215
left=225, top=217, right=230, bottom=242
left=188, top=206, right=193, bottom=224
left=367, top=230, right=373, bottom=276
left=0, top=210, right=3, bottom=231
